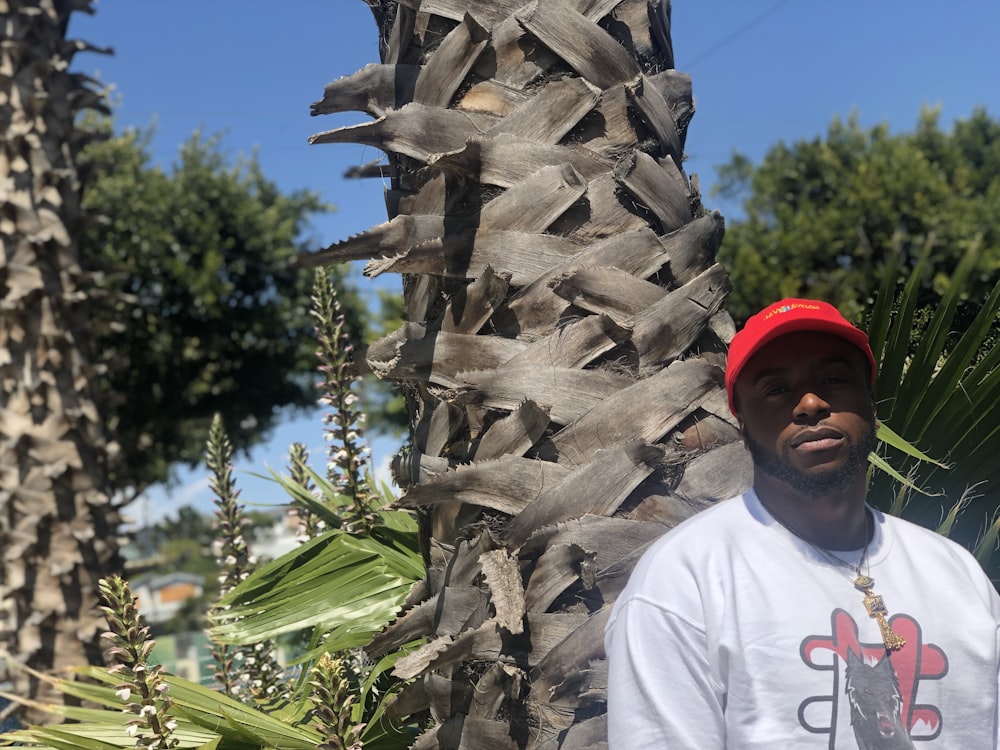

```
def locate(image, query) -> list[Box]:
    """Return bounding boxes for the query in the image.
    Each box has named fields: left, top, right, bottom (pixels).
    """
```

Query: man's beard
left=746, top=419, right=878, bottom=497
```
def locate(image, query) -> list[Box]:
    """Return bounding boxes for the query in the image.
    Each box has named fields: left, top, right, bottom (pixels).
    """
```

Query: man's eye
left=763, top=385, right=788, bottom=396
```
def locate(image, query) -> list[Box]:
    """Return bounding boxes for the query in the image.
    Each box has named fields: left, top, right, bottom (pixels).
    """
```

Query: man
left=605, top=298, right=1000, bottom=748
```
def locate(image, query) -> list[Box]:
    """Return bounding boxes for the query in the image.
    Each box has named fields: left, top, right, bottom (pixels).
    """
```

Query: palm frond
left=865, top=241, right=1000, bottom=578
left=209, top=464, right=420, bottom=644
left=210, top=525, right=420, bottom=651
left=875, top=420, right=949, bottom=469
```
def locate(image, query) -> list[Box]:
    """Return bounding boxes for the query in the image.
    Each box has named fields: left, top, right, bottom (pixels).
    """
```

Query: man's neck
left=753, top=472, right=870, bottom=551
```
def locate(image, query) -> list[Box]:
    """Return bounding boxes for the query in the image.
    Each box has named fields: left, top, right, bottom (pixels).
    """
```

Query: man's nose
left=793, top=390, right=830, bottom=421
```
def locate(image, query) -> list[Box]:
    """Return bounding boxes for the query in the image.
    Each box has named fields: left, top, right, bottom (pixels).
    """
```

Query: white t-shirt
left=604, top=489, right=1000, bottom=748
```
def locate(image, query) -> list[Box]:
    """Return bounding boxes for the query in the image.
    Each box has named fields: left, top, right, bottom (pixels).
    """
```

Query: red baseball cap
left=725, top=298, right=876, bottom=415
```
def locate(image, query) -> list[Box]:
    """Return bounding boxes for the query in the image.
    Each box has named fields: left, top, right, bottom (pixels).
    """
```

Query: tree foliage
left=716, top=107, right=1000, bottom=324
left=78, top=124, right=367, bottom=494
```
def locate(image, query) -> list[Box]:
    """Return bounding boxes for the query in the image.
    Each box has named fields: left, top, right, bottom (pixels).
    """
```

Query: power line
left=685, top=0, right=790, bottom=69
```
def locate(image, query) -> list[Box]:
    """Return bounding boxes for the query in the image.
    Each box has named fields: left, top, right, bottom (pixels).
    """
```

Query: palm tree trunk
left=304, top=1, right=750, bottom=745
left=0, top=0, right=121, bottom=722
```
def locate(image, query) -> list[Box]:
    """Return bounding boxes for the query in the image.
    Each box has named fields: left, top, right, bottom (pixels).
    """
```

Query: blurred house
left=248, top=508, right=303, bottom=561
left=130, top=572, right=205, bottom=624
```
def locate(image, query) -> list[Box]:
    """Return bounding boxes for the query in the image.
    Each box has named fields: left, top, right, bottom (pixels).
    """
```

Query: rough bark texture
left=0, top=0, right=121, bottom=721
left=308, top=1, right=751, bottom=746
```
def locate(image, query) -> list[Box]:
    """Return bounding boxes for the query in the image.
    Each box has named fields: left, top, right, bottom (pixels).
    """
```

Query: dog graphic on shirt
left=845, top=649, right=914, bottom=749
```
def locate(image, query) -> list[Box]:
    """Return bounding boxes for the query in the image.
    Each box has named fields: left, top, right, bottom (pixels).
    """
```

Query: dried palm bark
left=0, top=0, right=121, bottom=721
left=306, top=1, right=752, bottom=746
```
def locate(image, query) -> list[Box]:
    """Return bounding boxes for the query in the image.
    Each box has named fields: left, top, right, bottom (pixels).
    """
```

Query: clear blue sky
left=69, top=1, right=1000, bottom=524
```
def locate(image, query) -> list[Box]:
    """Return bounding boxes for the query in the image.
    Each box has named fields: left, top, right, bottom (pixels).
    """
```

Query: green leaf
left=974, top=511, right=1000, bottom=574
left=5, top=727, right=125, bottom=750
left=936, top=494, right=972, bottom=537
left=875, top=422, right=948, bottom=469
left=872, top=243, right=931, bottom=426
left=0, top=716, right=222, bottom=750
left=71, top=667, right=319, bottom=749
left=210, top=528, right=419, bottom=650
left=867, top=451, right=940, bottom=497
left=1, top=675, right=120, bottom=712
left=893, top=244, right=979, bottom=435
left=254, top=466, right=353, bottom=529
left=163, top=676, right=321, bottom=749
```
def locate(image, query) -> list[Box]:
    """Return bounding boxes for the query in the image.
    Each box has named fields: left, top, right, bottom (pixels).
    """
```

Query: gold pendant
left=862, top=589, right=906, bottom=651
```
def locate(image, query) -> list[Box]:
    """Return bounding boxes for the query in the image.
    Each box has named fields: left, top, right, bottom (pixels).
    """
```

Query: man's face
left=733, top=332, right=877, bottom=497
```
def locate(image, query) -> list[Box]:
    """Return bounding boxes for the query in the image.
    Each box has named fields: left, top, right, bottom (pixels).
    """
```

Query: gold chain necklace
left=772, top=508, right=906, bottom=651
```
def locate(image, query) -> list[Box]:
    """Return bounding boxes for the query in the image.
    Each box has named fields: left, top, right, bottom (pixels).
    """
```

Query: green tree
left=716, top=108, right=1000, bottom=324
left=148, top=506, right=217, bottom=581
left=150, top=505, right=214, bottom=550
left=77, top=125, right=368, bottom=496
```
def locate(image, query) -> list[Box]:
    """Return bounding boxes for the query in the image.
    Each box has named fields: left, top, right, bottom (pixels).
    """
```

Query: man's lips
left=791, top=427, right=845, bottom=451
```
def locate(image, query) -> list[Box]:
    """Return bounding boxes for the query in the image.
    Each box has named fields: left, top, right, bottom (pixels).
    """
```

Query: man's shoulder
left=882, top=510, right=967, bottom=550
left=669, top=493, right=750, bottom=533
left=632, top=494, right=753, bottom=567
left=880, top=510, right=996, bottom=582
left=612, top=495, right=753, bottom=622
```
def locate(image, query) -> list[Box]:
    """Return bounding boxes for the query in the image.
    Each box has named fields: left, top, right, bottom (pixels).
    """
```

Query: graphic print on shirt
left=798, top=609, right=948, bottom=747
left=843, top=650, right=912, bottom=749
